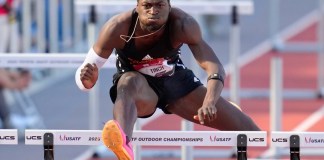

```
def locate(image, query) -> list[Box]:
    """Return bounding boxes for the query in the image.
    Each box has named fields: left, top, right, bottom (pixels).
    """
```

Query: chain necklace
left=120, top=17, right=166, bottom=43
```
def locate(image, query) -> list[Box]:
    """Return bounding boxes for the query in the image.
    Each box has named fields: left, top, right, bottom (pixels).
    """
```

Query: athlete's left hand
left=194, top=104, right=217, bottom=125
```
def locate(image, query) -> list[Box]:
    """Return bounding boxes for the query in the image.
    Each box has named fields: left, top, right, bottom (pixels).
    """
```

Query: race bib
left=133, top=58, right=175, bottom=77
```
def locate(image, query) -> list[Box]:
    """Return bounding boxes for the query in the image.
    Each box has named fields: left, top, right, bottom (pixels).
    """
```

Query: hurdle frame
left=262, top=1, right=324, bottom=158
left=268, top=131, right=324, bottom=159
left=43, top=133, right=54, bottom=160
left=269, top=0, right=324, bottom=98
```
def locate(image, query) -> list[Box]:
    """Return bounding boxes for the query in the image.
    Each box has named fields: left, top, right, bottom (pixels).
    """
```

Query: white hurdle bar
left=0, top=53, right=116, bottom=136
left=25, top=130, right=266, bottom=146
left=0, top=54, right=116, bottom=69
left=0, top=129, right=18, bottom=145
left=272, top=132, right=324, bottom=148
left=25, top=130, right=266, bottom=160
left=271, top=132, right=324, bottom=158
left=75, top=0, right=254, bottom=15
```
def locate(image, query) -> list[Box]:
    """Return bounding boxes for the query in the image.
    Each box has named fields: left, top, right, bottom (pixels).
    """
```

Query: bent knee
left=228, top=101, right=242, bottom=111
left=117, top=72, right=145, bottom=91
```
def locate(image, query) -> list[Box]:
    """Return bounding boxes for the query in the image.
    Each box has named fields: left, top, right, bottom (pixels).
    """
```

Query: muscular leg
left=167, top=86, right=260, bottom=131
left=113, top=72, right=158, bottom=138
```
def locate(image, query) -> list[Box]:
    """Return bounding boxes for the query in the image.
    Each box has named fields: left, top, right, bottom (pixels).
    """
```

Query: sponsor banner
left=0, top=129, right=18, bottom=145
left=25, top=130, right=102, bottom=145
left=0, top=54, right=116, bottom=68
left=133, top=131, right=266, bottom=146
left=25, top=130, right=266, bottom=146
left=271, top=132, right=324, bottom=147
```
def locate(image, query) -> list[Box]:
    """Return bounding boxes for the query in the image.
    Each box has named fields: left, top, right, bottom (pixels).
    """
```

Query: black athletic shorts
left=109, top=68, right=203, bottom=118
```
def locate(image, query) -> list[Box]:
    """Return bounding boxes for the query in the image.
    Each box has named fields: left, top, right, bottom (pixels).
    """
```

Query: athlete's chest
left=119, top=35, right=181, bottom=77
left=135, top=38, right=166, bottom=54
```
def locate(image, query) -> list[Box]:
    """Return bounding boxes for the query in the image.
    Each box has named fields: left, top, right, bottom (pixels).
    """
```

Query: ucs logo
left=26, top=136, right=42, bottom=140
left=0, top=136, right=15, bottom=140
left=248, top=138, right=265, bottom=142
left=272, top=138, right=288, bottom=142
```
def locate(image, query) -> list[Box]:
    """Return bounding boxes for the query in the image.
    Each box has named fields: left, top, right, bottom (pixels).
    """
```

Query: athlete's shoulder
left=96, top=10, right=134, bottom=49
left=112, top=10, right=133, bottom=25
left=169, top=8, right=201, bottom=43
left=101, top=10, right=134, bottom=36
left=171, top=8, right=197, bottom=21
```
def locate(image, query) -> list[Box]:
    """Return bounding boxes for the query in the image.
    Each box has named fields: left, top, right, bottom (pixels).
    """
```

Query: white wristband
left=75, top=47, right=108, bottom=91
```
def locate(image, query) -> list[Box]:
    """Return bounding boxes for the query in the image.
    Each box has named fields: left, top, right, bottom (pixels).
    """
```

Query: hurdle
left=0, top=129, right=18, bottom=145
left=258, top=55, right=324, bottom=159
left=0, top=53, right=116, bottom=134
left=0, top=53, right=116, bottom=69
left=25, top=129, right=266, bottom=160
left=270, top=132, right=324, bottom=159
left=269, top=0, right=324, bottom=98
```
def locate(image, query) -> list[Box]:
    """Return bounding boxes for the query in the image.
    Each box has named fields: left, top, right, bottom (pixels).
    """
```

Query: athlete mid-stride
left=75, top=0, right=260, bottom=159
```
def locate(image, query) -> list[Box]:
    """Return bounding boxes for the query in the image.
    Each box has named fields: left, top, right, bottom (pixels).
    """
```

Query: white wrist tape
left=75, top=47, right=108, bottom=91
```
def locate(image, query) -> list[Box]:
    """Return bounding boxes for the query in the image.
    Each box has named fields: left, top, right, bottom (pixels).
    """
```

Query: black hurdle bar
left=290, top=135, right=300, bottom=160
left=89, top=5, right=97, bottom=24
left=232, top=5, right=239, bottom=26
left=44, top=133, right=54, bottom=160
left=237, top=134, right=247, bottom=160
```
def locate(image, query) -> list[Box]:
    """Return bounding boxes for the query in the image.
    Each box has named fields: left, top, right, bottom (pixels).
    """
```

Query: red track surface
left=92, top=21, right=324, bottom=160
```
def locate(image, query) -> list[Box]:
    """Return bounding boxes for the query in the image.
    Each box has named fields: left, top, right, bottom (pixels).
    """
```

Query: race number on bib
left=133, top=58, right=175, bottom=77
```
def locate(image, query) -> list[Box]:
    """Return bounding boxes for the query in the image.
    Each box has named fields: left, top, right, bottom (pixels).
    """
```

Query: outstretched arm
left=180, top=15, right=225, bottom=124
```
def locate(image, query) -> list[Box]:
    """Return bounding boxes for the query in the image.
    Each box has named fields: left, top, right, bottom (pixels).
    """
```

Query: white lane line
left=292, top=105, right=324, bottom=131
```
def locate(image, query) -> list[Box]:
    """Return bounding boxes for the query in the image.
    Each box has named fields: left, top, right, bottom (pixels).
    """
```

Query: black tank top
left=115, top=11, right=186, bottom=77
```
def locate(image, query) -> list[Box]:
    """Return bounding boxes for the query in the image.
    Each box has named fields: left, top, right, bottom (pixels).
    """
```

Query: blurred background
left=0, top=0, right=323, bottom=159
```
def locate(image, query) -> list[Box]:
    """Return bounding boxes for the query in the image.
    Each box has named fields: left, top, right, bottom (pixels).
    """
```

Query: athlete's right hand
left=80, top=63, right=98, bottom=89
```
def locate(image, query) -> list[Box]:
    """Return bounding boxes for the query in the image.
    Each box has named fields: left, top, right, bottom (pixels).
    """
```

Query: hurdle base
left=237, top=134, right=247, bottom=160
left=44, top=133, right=54, bottom=160
left=290, top=135, right=300, bottom=160
left=317, top=88, right=324, bottom=99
